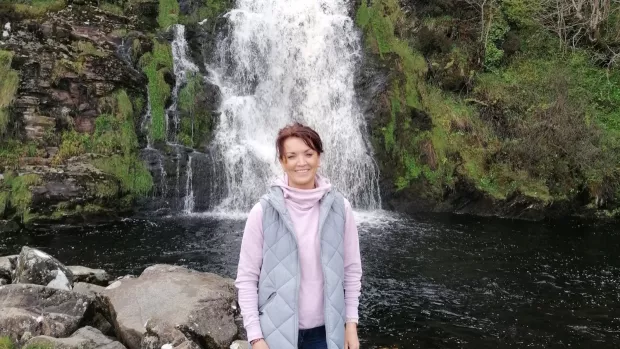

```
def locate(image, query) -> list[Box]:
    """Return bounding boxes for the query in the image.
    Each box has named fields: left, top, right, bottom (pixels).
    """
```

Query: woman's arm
left=235, top=203, right=265, bottom=342
left=343, top=199, right=362, bottom=322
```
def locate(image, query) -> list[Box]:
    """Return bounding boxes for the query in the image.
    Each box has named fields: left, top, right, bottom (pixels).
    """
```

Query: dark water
left=1, top=212, right=619, bottom=348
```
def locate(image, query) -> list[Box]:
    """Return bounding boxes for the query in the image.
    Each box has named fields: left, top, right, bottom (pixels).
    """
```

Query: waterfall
left=206, top=0, right=381, bottom=212
left=183, top=153, right=195, bottom=213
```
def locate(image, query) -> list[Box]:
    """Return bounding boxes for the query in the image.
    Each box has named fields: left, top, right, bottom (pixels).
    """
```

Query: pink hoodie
left=235, top=174, right=363, bottom=341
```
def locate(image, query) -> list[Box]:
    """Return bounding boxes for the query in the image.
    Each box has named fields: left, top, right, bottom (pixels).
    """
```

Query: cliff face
left=0, top=1, right=158, bottom=224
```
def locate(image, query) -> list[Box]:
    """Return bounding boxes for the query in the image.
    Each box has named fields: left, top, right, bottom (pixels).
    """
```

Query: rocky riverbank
left=0, top=246, right=248, bottom=349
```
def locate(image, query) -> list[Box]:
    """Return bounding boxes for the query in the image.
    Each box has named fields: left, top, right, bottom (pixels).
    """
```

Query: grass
left=11, top=0, right=66, bottom=16
left=0, top=171, right=42, bottom=222
left=99, top=1, right=124, bottom=16
left=52, top=89, right=153, bottom=202
left=0, top=337, right=13, bottom=349
left=0, top=50, right=19, bottom=137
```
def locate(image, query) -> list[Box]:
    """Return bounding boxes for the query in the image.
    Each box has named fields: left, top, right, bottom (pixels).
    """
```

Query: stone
left=102, top=264, right=239, bottom=349
left=229, top=341, right=249, bottom=349
left=68, top=266, right=112, bottom=286
left=0, top=284, right=94, bottom=340
left=0, top=254, right=17, bottom=284
left=73, top=281, right=106, bottom=296
left=13, top=246, right=74, bottom=290
left=26, top=326, right=126, bottom=349
left=0, top=220, right=20, bottom=233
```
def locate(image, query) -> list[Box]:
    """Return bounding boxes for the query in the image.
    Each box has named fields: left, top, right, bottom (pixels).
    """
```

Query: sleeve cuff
left=245, top=324, right=264, bottom=342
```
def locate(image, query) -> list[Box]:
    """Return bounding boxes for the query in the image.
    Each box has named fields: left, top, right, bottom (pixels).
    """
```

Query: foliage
left=99, top=1, right=124, bottom=16
left=158, top=0, right=180, bottom=28
left=140, top=40, right=173, bottom=142
left=0, top=50, right=19, bottom=138
left=359, top=0, right=620, bottom=211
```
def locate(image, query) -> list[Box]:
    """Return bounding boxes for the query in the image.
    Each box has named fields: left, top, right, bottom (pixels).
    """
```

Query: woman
left=235, top=122, right=362, bottom=349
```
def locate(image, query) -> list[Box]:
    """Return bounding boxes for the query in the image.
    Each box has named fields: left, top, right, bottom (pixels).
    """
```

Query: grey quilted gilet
left=256, top=186, right=346, bottom=349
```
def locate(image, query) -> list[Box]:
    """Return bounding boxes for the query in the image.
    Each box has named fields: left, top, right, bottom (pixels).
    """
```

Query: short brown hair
left=276, top=122, right=323, bottom=161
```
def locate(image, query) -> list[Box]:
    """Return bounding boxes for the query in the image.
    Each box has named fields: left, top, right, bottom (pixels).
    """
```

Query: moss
left=11, top=0, right=66, bottom=17
left=140, top=40, right=173, bottom=142
left=94, top=180, right=119, bottom=199
left=0, top=50, right=19, bottom=137
left=158, top=0, right=180, bottom=28
left=177, top=73, right=213, bottom=147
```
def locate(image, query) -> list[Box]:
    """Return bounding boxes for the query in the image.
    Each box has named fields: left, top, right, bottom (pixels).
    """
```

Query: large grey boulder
left=13, top=246, right=74, bottom=290
left=0, top=284, right=95, bottom=340
left=73, top=282, right=106, bottom=297
left=102, top=264, right=239, bottom=349
left=26, top=326, right=126, bottom=349
left=67, top=266, right=112, bottom=286
left=0, top=254, right=17, bottom=284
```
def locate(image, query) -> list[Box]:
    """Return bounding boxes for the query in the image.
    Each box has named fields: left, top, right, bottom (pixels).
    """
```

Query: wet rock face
left=13, top=246, right=74, bottom=290
left=1, top=5, right=146, bottom=144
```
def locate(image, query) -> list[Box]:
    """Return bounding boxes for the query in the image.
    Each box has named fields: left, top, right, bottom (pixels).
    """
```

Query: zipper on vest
left=258, top=291, right=276, bottom=315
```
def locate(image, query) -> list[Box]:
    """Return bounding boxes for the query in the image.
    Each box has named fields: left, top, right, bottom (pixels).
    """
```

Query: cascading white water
left=183, top=153, right=195, bottom=213
left=208, top=0, right=381, bottom=211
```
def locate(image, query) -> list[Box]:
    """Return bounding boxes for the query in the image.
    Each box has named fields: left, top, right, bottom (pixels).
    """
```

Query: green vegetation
left=158, top=0, right=180, bottom=28
left=73, top=41, right=108, bottom=58
left=140, top=39, right=173, bottom=142
left=54, top=89, right=153, bottom=198
left=99, top=1, right=124, bottom=16
left=0, top=336, right=13, bottom=349
left=0, top=171, right=42, bottom=223
left=5, top=0, right=66, bottom=17
left=181, top=0, right=232, bottom=24
left=0, top=50, right=19, bottom=138
left=177, top=74, right=213, bottom=147
left=357, top=0, right=620, bottom=210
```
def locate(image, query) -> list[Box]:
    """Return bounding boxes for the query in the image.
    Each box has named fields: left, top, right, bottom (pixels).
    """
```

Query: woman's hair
left=276, top=122, right=324, bottom=161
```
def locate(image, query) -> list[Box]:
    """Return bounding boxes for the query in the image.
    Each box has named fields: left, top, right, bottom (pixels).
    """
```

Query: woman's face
left=279, top=137, right=321, bottom=189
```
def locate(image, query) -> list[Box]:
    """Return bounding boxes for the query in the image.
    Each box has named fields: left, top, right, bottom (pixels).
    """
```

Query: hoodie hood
left=271, top=173, right=332, bottom=210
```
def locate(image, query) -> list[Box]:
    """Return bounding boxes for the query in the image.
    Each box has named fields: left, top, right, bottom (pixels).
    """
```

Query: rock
left=0, top=254, right=17, bottom=284
left=68, top=266, right=112, bottom=286
left=73, top=282, right=106, bottom=297
left=102, top=264, right=239, bottom=349
left=0, top=220, right=20, bottom=233
left=0, top=284, right=95, bottom=340
left=229, top=341, right=249, bottom=349
left=26, top=326, right=126, bottom=349
left=13, top=246, right=74, bottom=290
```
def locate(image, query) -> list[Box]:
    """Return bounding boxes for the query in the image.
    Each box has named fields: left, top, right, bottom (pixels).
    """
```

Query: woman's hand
left=251, top=339, right=269, bottom=349
left=345, top=322, right=360, bottom=349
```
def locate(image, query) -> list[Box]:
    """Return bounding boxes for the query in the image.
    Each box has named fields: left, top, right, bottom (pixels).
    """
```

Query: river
left=1, top=212, right=618, bottom=348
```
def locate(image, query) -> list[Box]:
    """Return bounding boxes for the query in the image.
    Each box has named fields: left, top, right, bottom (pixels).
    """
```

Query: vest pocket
left=258, top=291, right=276, bottom=315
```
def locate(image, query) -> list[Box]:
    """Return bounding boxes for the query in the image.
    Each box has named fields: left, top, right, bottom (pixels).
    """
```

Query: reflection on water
left=1, top=213, right=618, bottom=348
